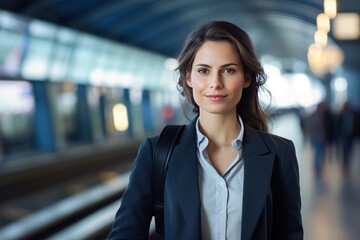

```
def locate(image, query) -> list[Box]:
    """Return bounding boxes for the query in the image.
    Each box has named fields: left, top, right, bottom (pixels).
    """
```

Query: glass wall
left=0, top=10, right=182, bottom=160
left=0, top=29, right=24, bottom=77
left=0, top=81, right=34, bottom=156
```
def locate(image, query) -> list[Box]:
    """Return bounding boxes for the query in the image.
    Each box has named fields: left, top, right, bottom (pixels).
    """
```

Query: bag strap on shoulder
left=152, top=124, right=185, bottom=235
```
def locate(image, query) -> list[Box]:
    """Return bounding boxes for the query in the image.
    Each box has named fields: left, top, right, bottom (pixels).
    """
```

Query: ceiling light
left=324, top=0, right=337, bottom=19
left=314, top=29, right=328, bottom=46
left=317, top=13, right=330, bottom=33
left=333, top=13, right=360, bottom=40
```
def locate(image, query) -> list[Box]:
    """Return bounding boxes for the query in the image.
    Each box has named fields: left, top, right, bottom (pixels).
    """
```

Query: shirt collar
left=195, top=115, right=245, bottom=152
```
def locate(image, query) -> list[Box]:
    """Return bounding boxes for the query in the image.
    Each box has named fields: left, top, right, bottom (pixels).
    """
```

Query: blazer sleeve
left=107, top=138, right=155, bottom=240
left=274, top=140, right=304, bottom=240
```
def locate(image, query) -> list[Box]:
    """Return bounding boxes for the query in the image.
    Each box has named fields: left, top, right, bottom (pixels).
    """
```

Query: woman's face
left=186, top=40, right=250, bottom=117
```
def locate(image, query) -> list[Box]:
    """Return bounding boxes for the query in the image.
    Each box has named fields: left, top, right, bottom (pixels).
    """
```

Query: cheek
left=192, top=80, right=204, bottom=90
left=226, top=78, right=239, bottom=89
left=236, top=89, right=243, bottom=102
left=230, top=80, right=245, bottom=101
left=190, top=74, right=207, bottom=90
left=189, top=80, right=203, bottom=104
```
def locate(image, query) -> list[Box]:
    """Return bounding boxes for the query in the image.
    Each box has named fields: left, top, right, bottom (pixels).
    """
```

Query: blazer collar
left=241, top=126, right=275, bottom=240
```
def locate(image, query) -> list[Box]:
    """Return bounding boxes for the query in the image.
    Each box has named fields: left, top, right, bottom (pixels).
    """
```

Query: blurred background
left=0, top=0, right=359, bottom=239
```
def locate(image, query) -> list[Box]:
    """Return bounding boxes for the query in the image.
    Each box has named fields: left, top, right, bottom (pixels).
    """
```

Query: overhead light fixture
left=307, top=43, right=323, bottom=62
left=317, top=13, right=330, bottom=33
left=324, top=0, right=337, bottom=19
left=308, top=44, right=344, bottom=75
left=333, top=13, right=360, bottom=40
left=314, top=29, right=328, bottom=46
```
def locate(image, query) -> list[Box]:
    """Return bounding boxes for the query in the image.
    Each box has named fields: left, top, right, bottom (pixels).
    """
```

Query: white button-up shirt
left=196, top=116, right=245, bottom=240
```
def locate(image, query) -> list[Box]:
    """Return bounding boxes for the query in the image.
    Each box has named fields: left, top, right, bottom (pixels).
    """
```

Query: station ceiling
left=0, top=0, right=359, bottom=72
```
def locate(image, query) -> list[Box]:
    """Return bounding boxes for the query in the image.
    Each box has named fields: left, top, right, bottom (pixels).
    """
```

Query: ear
left=243, top=74, right=251, bottom=88
left=186, top=73, right=193, bottom=88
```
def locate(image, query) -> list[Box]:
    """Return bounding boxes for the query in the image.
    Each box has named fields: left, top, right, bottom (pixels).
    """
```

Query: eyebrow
left=194, top=63, right=239, bottom=68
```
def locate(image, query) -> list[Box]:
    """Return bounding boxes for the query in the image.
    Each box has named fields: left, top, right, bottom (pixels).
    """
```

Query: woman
left=108, top=21, right=303, bottom=240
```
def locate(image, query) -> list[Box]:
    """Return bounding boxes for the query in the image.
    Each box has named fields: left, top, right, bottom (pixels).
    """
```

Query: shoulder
left=257, top=131, right=299, bottom=178
left=148, top=135, right=160, bottom=148
left=246, top=127, right=296, bottom=159
left=147, top=124, right=185, bottom=148
left=247, top=129, right=300, bottom=192
left=260, top=131, right=293, bottom=150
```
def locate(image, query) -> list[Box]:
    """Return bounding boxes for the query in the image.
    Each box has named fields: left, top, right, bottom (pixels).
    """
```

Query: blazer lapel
left=241, top=126, right=275, bottom=240
left=166, top=119, right=201, bottom=234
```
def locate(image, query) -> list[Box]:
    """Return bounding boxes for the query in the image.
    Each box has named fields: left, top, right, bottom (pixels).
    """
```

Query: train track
left=0, top=139, right=142, bottom=239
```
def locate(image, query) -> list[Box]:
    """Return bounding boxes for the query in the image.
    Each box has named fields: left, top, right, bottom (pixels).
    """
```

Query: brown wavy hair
left=176, top=20, right=270, bottom=133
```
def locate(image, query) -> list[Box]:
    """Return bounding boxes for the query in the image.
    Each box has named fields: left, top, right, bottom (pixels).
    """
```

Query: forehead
left=193, top=40, right=241, bottom=65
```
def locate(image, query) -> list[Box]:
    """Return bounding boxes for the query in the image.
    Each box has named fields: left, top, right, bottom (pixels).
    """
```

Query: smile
left=206, top=94, right=226, bottom=101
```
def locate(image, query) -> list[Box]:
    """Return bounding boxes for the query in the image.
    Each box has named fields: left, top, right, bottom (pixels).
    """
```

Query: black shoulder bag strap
left=152, top=124, right=185, bottom=236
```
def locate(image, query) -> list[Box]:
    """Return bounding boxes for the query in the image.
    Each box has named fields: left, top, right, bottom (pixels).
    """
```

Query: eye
left=197, top=68, right=209, bottom=75
left=222, top=68, right=235, bottom=74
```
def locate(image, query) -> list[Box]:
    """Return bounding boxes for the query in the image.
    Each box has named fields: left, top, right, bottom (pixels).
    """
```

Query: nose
left=210, top=73, right=223, bottom=89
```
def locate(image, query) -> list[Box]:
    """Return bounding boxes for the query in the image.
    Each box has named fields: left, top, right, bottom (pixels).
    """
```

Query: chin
left=201, top=107, right=234, bottom=115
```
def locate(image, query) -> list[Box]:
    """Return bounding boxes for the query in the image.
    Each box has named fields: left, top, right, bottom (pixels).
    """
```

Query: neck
left=198, top=111, right=240, bottom=146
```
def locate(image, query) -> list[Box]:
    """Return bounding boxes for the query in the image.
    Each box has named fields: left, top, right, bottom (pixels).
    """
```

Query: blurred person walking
left=338, top=101, right=355, bottom=175
left=307, top=101, right=328, bottom=177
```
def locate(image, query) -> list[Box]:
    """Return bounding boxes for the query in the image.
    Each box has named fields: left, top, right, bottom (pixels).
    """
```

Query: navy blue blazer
left=107, top=118, right=303, bottom=240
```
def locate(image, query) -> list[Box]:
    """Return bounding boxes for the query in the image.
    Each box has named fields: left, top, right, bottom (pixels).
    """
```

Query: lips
left=206, top=94, right=226, bottom=101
